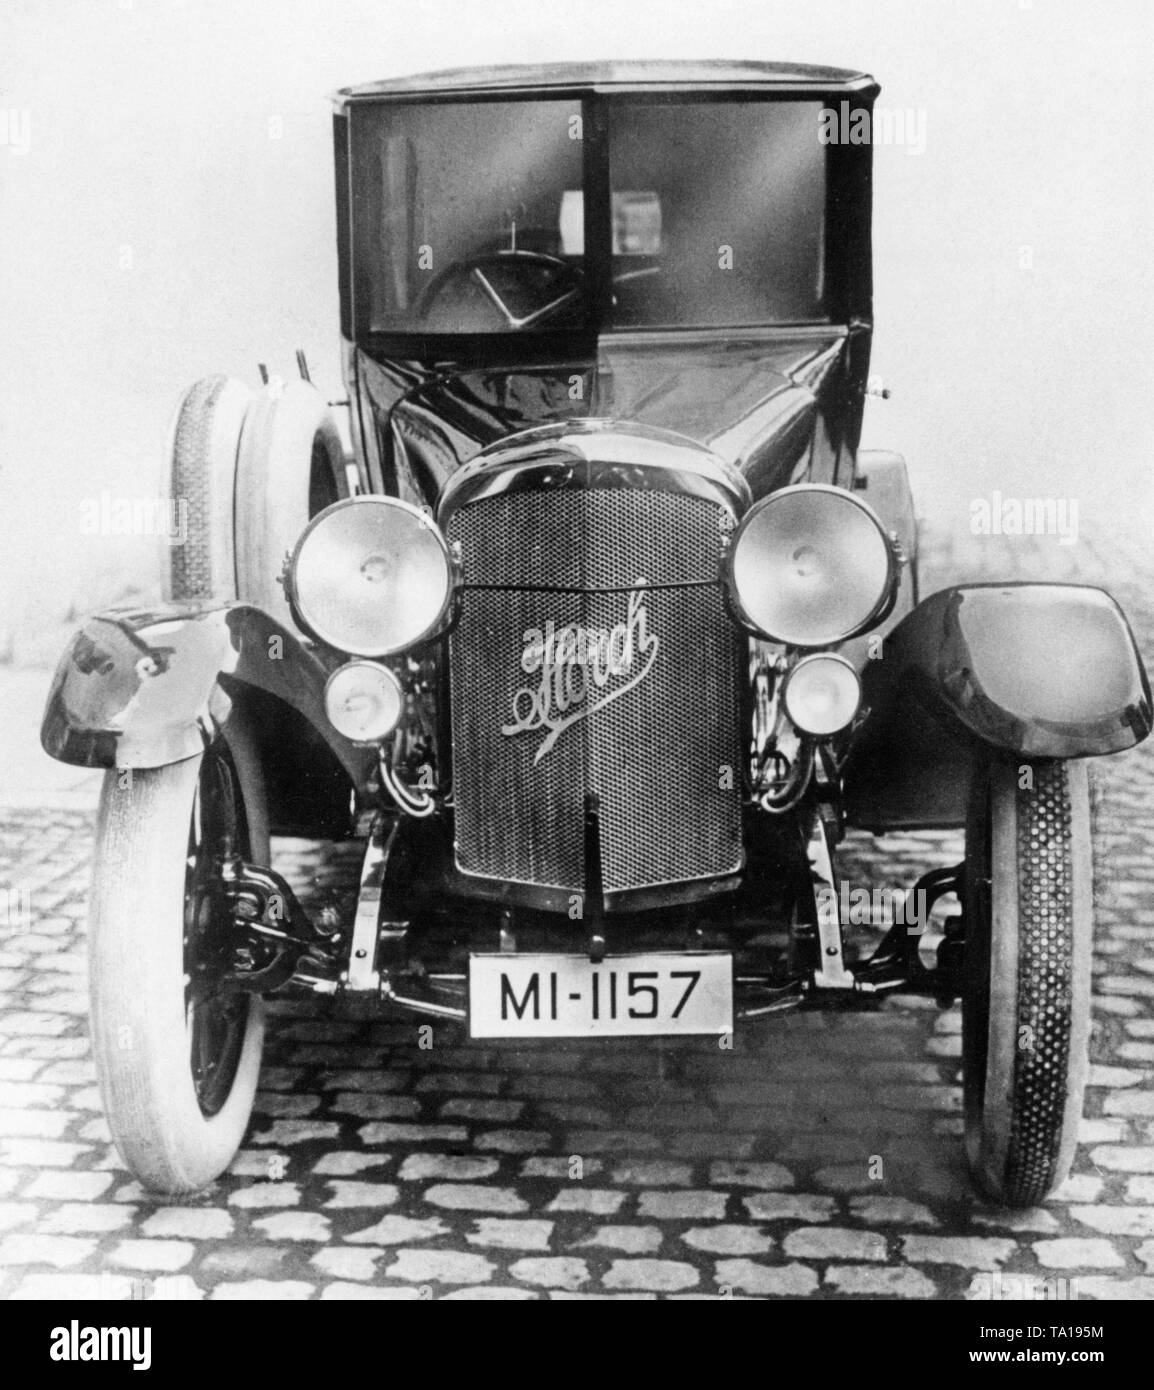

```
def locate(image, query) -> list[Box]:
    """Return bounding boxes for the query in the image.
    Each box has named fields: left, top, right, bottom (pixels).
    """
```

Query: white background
left=1, top=0, right=1150, bottom=660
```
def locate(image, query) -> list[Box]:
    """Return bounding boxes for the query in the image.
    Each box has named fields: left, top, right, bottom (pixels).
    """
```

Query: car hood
left=354, top=323, right=869, bottom=508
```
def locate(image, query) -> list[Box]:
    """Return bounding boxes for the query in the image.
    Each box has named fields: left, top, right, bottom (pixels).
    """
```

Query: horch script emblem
left=502, top=587, right=660, bottom=763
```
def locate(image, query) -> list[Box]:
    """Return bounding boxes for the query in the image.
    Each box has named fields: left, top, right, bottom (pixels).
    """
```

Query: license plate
left=468, top=952, right=733, bottom=1039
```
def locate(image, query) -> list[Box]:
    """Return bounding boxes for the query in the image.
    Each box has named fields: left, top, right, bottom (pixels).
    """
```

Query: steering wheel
left=415, top=250, right=585, bottom=330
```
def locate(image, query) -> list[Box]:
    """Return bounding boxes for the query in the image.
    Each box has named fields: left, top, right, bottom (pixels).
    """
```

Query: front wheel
left=88, top=721, right=268, bottom=1193
left=962, top=758, right=1093, bottom=1207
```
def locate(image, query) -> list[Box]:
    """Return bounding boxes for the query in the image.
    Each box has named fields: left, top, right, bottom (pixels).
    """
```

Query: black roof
left=334, top=60, right=877, bottom=108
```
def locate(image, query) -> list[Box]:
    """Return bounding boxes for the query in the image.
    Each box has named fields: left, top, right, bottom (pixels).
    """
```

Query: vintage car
left=42, top=61, right=1151, bottom=1206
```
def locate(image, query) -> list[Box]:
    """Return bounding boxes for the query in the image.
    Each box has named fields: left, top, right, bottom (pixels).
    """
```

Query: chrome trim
left=346, top=816, right=399, bottom=992
left=446, top=855, right=744, bottom=915
left=286, top=495, right=456, bottom=657
left=806, top=816, right=854, bottom=990
left=438, top=420, right=752, bottom=526
left=723, top=482, right=900, bottom=647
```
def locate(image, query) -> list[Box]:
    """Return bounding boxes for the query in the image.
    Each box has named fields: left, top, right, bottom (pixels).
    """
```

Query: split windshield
left=350, top=96, right=829, bottom=334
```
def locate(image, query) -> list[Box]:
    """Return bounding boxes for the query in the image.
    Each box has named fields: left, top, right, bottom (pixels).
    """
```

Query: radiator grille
left=446, top=485, right=744, bottom=903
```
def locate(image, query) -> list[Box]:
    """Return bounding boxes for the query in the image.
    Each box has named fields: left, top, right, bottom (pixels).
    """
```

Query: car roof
left=334, top=60, right=877, bottom=107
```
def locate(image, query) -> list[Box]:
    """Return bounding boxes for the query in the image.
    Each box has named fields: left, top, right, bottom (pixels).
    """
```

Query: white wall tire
left=235, top=379, right=346, bottom=627
left=163, top=375, right=253, bottom=602
left=962, top=759, right=1093, bottom=1207
left=88, top=720, right=268, bottom=1194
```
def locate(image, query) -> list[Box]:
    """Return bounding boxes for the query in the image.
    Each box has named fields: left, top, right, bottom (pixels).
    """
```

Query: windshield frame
left=341, top=89, right=871, bottom=347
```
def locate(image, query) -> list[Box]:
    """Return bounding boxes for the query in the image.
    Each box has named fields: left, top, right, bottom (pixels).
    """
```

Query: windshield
left=351, top=98, right=587, bottom=333
left=607, top=100, right=827, bottom=328
left=349, top=97, right=828, bottom=335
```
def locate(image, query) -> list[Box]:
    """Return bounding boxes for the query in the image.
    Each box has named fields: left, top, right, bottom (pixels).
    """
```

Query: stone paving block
left=387, top=1248, right=495, bottom=1285
left=439, top=1285, right=539, bottom=1300
left=106, top=1240, right=194, bottom=1271
left=0, top=1234, right=97, bottom=1267
left=509, top=1255, right=590, bottom=1290
left=310, top=1152, right=390, bottom=1177
left=681, top=1224, right=774, bottom=1256
left=610, top=1160, right=693, bottom=1187
left=211, top=1281, right=314, bottom=1300
left=423, top=1183, right=528, bottom=1214
left=317, top=1069, right=411, bottom=1093
left=227, top=1183, right=302, bottom=1209
left=1075, top=1276, right=1154, bottom=1300
left=397, top=1154, right=498, bottom=1183
left=1069, top=1205, right=1154, bottom=1237
left=310, top=1247, right=382, bottom=1282
left=709, top=1160, right=794, bottom=1190
left=465, top=1218, right=554, bottom=1250
left=1032, top=1237, right=1125, bottom=1268
left=604, top=1258, right=699, bottom=1292
left=440, top=1098, right=525, bottom=1122
left=742, top=1193, right=837, bottom=1224
left=576, top=1224, right=664, bottom=1254
left=346, top=1214, right=449, bottom=1245
left=848, top=1196, right=939, bottom=1227
left=1088, top=1145, right=1154, bottom=1172
left=900, top=1235, right=1017, bottom=1268
left=637, top=1190, right=727, bottom=1221
left=252, top=1212, right=331, bottom=1242
left=141, top=1208, right=234, bottom=1239
left=971, top=1207, right=1061, bottom=1234
left=784, top=1226, right=887, bottom=1262
left=519, top=1155, right=604, bottom=1180
left=358, top=1122, right=467, bottom=1146
left=545, top=1188, right=626, bottom=1216
left=824, top=1264, right=937, bottom=1298
left=42, top=1202, right=135, bottom=1234
left=250, top=1120, right=342, bottom=1146
left=0, top=1202, right=36, bottom=1232
left=715, top=1258, right=818, bottom=1297
left=329, top=1093, right=422, bottom=1120
left=322, top=1181, right=400, bottom=1209
left=473, top=1129, right=553, bottom=1154
left=319, top=1282, right=422, bottom=1300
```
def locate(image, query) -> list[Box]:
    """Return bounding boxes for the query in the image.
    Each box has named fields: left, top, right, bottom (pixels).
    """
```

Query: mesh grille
left=446, top=486, right=744, bottom=901
left=450, top=488, right=726, bottom=589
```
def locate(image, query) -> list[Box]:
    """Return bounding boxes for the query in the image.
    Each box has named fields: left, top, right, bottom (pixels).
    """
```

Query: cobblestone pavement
left=0, top=526, right=1151, bottom=1300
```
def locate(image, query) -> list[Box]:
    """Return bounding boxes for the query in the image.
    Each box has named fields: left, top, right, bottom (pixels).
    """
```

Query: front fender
left=844, top=583, right=1151, bottom=830
left=40, top=601, right=376, bottom=786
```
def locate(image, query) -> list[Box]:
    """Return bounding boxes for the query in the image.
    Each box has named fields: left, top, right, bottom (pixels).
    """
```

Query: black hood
left=353, top=322, right=871, bottom=509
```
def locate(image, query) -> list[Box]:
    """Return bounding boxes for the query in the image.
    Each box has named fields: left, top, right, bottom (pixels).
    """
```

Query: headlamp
left=288, top=497, right=452, bottom=656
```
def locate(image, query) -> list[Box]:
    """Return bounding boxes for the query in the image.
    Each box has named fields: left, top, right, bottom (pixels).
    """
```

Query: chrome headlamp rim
left=323, top=659, right=405, bottom=744
left=781, top=651, right=862, bottom=737
left=723, top=482, right=899, bottom=648
left=287, top=495, right=455, bottom=657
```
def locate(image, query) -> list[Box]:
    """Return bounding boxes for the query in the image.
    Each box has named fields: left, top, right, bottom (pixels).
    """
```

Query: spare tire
left=235, top=379, right=347, bottom=628
left=163, top=375, right=253, bottom=602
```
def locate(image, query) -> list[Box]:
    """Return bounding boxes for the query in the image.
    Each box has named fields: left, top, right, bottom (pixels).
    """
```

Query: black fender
left=843, top=582, right=1152, bottom=831
left=40, top=602, right=377, bottom=792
